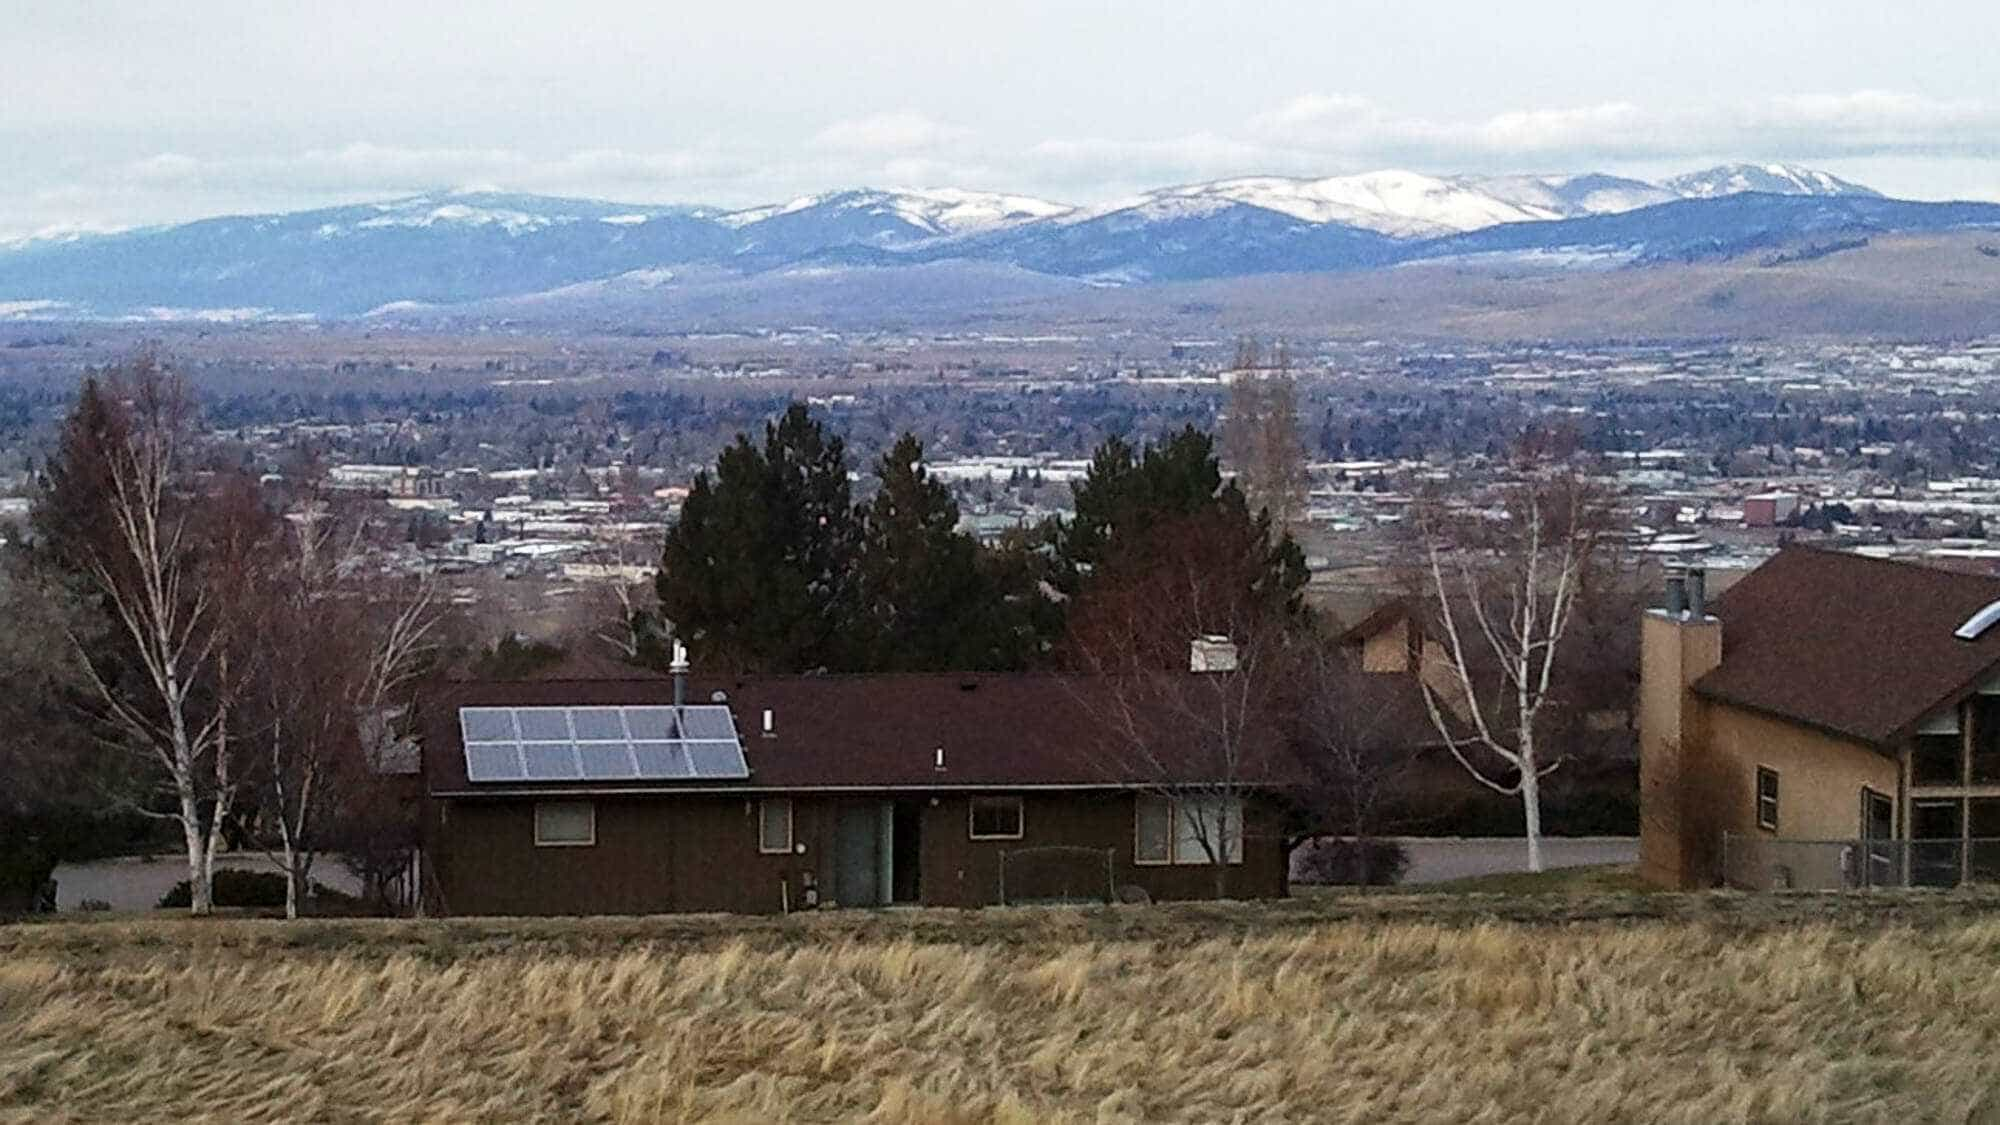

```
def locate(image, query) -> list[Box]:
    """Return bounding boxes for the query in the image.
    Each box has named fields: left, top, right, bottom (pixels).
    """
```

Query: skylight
left=1954, top=600, right=2000, bottom=641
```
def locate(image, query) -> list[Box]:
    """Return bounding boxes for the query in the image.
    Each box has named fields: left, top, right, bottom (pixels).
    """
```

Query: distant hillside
left=0, top=163, right=1996, bottom=324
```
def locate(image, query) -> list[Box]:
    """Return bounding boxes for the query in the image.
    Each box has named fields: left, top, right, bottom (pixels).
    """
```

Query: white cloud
left=811, top=111, right=968, bottom=154
left=9, top=88, right=2000, bottom=238
left=1242, top=90, right=2000, bottom=165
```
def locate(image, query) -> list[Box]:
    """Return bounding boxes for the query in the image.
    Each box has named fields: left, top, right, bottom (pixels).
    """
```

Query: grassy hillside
left=1065, top=231, right=2000, bottom=342
left=5, top=893, right=2000, bottom=1122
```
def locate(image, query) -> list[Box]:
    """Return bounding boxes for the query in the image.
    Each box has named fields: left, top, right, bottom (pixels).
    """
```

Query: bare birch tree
left=1413, top=467, right=1608, bottom=872
left=63, top=362, right=242, bottom=915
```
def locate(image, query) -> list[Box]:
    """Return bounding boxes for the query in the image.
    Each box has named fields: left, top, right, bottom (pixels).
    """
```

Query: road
left=50, top=855, right=364, bottom=912
left=1292, top=836, right=1640, bottom=885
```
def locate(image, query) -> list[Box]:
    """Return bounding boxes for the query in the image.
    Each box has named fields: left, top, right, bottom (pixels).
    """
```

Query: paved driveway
left=1395, top=836, right=1638, bottom=883
left=51, top=855, right=364, bottom=912
left=1293, top=836, right=1639, bottom=885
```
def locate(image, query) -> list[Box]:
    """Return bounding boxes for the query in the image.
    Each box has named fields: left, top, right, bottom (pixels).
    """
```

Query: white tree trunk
left=179, top=791, right=212, bottom=915
left=1520, top=763, right=1545, bottom=873
left=278, top=821, right=299, bottom=921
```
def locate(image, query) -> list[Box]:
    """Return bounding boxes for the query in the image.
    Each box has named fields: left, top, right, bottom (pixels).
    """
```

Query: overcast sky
left=5, top=0, right=1999, bottom=238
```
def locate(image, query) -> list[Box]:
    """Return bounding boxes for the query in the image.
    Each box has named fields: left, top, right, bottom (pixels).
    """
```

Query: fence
left=1722, top=834, right=2000, bottom=890
left=996, top=846, right=1117, bottom=906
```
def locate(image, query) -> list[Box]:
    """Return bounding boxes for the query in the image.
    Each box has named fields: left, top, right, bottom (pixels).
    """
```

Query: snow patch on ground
left=0, top=299, right=70, bottom=318
left=129, top=306, right=313, bottom=323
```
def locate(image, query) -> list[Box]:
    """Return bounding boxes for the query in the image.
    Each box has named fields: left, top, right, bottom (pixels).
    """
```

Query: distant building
left=1741, top=492, right=1799, bottom=527
left=328, top=464, right=445, bottom=498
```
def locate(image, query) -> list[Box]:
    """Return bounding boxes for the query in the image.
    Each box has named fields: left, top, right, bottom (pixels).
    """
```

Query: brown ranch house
left=416, top=639, right=1430, bottom=915
left=1642, top=547, right=2000, bottom=890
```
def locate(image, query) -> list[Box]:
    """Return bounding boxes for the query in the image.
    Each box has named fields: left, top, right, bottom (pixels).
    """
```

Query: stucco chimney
left=1638, top=569, right=1724, bottom=889
left=1190, top=635, right=1239, bottom=673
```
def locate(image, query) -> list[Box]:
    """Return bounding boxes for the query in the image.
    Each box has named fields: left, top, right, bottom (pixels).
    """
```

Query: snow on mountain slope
left=1465, top=173, right=1676, bottom=218
left=1112, top=170, right=1557, bottom=237
left=721, top=188, right=1072, bottom=237
left=1664, top=163, right=1881, bottom=200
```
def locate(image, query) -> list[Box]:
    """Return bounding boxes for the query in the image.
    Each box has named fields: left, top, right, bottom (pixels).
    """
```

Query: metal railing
left=1721, top=834, right=2000, bottom=890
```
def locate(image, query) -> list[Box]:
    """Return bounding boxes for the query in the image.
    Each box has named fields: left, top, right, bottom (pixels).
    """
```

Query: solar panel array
left=459, top=705, right=750, bottom=783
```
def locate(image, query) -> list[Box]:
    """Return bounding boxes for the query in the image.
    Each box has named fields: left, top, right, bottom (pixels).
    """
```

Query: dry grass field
left=6, top=889, right=2000, bottom=1123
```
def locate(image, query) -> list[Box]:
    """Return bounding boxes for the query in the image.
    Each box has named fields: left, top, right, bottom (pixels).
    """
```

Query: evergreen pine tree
left=852, top=434, right=1024, bottom=671
left=656, top=404, right=857, bottom=672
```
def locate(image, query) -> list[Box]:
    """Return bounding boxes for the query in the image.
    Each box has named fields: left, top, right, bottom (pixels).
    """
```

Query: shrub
left=156, top=870, right=356, bottom=911
left=77, top=898, right=112, bottom=913
left=1297, top=838, right=1410, bottom=886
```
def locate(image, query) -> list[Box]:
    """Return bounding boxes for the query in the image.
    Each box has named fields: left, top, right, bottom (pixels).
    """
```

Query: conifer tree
left=852, top=434, right=1023, bottom=670
left=656, top=403, right=857, bottom=672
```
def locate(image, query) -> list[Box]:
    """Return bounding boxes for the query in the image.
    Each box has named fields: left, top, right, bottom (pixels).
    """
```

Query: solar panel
left=632, top=741, right=694, bottom=778
left=460, top=705, right=748, bottom=783
left=578, top=743, right=639, bottom=780
left=686, top=740, right=750, bottom=778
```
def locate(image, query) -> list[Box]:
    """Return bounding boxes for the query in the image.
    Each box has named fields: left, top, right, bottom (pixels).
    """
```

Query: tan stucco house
left=1641, top=547, right=2000, bottom=889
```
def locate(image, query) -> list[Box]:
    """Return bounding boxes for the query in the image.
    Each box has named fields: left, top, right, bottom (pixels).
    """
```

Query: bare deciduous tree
left=65, top=362, right=243, bottom=915
left=1223, top=337, right=1308, bottom=533
left=254, top=488, right=441, bottom=919
left=1413, top=467, right=1609, bottom=872
left=1285, top=640, right=1426, bottom=864
left=1063, top=517, right=1301, bottom=898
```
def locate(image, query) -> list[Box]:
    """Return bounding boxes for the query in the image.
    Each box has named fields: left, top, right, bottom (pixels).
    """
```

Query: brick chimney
left=1638, top=565, right=1724, bottom=888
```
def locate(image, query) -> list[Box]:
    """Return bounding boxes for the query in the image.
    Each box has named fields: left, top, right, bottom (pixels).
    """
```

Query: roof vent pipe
left=670, top=639, right=689, bottom=710
left=1686, top=567, right=1707, bottom=618
left=1663, top=570, right=1688, bottom=616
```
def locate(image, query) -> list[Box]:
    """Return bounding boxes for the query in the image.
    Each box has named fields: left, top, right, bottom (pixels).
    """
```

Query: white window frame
left=968, top=795, right=1025, bottom=841
left=758, top=797, right=794, bottom=855
left=1755, top=767, right=1780, bottom=833
left=1134, top=794, right=1243, bottom=866
left=533, top=801, right=596, bottom=847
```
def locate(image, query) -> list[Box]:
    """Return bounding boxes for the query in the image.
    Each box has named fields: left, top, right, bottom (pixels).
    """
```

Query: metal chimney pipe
left=670, top=639, right=689, bottom=710
left=1686, top=567, right=1707, bottom=618
left=1664, top=570, right=1688, bottom=616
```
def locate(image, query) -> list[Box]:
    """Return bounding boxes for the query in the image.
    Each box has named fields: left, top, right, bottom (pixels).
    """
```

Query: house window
left=1135, top=795, right=1173, bottom=865
left=1973, top=699, right=2000, bottom=783
left=1754, top=768, right=1780, bottom=833
left=969, top=796, right=1024, bottom=840
left=1914, top=732, right=1964, bottom=786
left=758, top=798, right=793, bottom=854
left=1135, top=794, right=1244, bottom=865
left=534, top=801, right=595, bottom=847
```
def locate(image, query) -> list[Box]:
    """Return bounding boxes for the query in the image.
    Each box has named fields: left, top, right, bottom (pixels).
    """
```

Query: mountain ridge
left=3, top=163, right=1996, bottom=320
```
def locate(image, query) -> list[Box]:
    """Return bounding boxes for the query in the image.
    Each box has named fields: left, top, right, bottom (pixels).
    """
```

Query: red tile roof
left=1692, top=547, right=2000, bottom=745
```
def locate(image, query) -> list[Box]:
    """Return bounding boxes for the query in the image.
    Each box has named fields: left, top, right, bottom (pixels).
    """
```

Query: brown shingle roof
left=1692, top=547, right=2000, bottom=745
left=421, top=671, right=1439, bottom=795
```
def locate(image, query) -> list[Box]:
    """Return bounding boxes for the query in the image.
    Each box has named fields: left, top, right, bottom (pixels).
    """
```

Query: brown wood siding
left=428, top=790, right=1290, bottom=916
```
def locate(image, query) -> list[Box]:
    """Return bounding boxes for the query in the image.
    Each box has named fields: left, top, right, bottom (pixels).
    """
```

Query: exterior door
left=833, top=802, right=890, bottom=907
left=1861, top=788, right=1894, bottom=887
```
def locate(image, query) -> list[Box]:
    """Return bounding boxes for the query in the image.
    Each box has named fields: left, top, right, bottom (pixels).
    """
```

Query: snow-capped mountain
left=1463, top=173, right=1678, bottom=219
left=1099, top=170, right=1558, bottom=238
left=1663, top=163, right=1881, bottom=200
left=1, top=163, right=1989, bottom=318
left=721, top=188, right=1072, bottom=237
